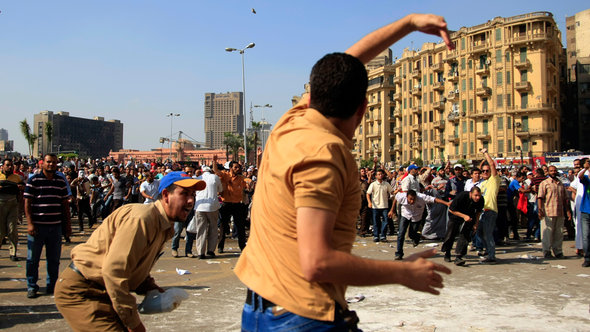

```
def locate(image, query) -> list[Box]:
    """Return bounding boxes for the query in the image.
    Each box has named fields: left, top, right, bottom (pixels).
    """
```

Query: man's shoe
left=380, top=238, right=388, bottom=243
left=206, top=251, right=216, bottom=257
left=413, top=241, right=419, bottom=248
left=454, top=257, right=466, bottom=266
left=9, top=255, right=18, bottom=262
left=171, top=249, right=179, bottom=258
left=218, top=248, right=224, bottom=254
left=394, top=255, right=403, bottom=260
left=554, top=253, right=566, bottom=259
left=198, top=254, right=207, bottom=259
left=477, top=250, right=488, bottom=257
left=373, top=238, right=379, bottom=243
left=444, top=255, right=452, bottom=263
left=576, top=249, right=584, bottom=257
left=186, top=253, right=195, bottom=258
left=46, top=288, right=54, bottom=295
left=544, top=252, right=553, bottom=259
left=582, top=261, right=590, bottom=267
left=27, top=289, right=38, bottom=299
left=479, top=257, right=497, bottom=264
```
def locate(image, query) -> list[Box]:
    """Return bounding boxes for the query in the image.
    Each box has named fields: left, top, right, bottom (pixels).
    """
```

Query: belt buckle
left=271, top=305, right=287, bottom=316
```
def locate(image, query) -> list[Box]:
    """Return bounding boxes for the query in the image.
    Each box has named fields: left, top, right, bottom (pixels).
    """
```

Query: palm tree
left=19, top=119, right=38, bottom=157
left=223, top=132, right=242, bottom=161
left=44, top=122, right=53, bottom=153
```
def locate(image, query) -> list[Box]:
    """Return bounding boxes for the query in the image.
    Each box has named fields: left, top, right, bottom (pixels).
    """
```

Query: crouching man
left=55, top=171, right=205, bottom=332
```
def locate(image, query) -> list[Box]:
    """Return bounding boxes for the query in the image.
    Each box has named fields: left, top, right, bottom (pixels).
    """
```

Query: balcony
left=433, top=139, right=446, bottom=147
left=447, top=134, right=460, bottom=143
left=475, top=86, right=492, bottom=97
left=447, top=71, right=459, bottom=82
left=447, top=112, right=461, bottom=122
left=393, top=144, right=402, bottom=151
left=514, top=58, right=531, bottom=70
left=515, top=127, right=555, bottom=137
left=470, top=109, right=493, bottom=118
left=393, top=92, right=402, bottom=101
left=431, top=63, right=443, bottom=72
left=508, top=103, right=558, bottom=114
left=515, top=81, right=531, bottom=92
left=411, top=124, right=421, bottom=131
left=411, top=69, right=421, bottom=79
left=366, top=131, right=380, bottom=138
left=507, top=32, right=550, bottom=45
left=432, top=81, right=445, bottom=91
left=411, top=105, right=422, bottom=114
left=472, top=43, right=491, bottom=53
left=410, top=141, right=421, bottom=149
left=447, top=90, right=459, bottom=101
left=393, top=127, right=402, bottom=135
left=433, top=101, right=445, bottom=111
left=444, top=51, right=459, bottom=63
left=477, top=131, right=491, bottom=140
left=433, top=120, right=445, bottom=129
left=411, top=86, right=422, bottom=96
left=393, top=108, right=402, bottom=118
left=475, top=66, right=490, bottom=76
left=394, top=76, right=402, bottom=85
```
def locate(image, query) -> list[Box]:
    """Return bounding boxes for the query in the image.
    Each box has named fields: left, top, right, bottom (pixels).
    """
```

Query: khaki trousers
left=541, top=216, right=564, bottom=255
left=54, top=267, right=126, bottom=332
left=0, top=198, right=18, bottom=256
left=195, top=210, right=219, bottom=255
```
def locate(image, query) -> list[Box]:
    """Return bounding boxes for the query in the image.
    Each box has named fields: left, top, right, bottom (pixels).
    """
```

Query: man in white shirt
left=367, top=169, right=394, bottom=242
left=464, top=168, right=483, bottom=192
left=390, top=190, right=449, bottom=259
left=139, top=171, right=159, bottom=204
left=193, top=166, right=223, bottom=259
left=401, top=164, right=421, bottom=192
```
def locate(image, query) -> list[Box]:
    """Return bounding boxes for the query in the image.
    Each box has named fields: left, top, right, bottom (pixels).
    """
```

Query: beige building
left=566, top=9, right=590, bottom=153
left=204, top=92, right=244, bottom=149
left=353, top=11, right=563, bottom=166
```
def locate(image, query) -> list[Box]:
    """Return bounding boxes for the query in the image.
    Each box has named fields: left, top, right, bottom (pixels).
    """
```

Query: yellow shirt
left=71, top=201, right=173, bottom=328
left=234, top=97, right=361, bottom=321
left=0, top=172, right=23, bottom=200
left=480, top=175, right=500, bottom=212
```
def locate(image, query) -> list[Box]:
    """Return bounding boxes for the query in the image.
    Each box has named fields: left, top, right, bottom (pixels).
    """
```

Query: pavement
left=1, top=222, right=590, bottom=331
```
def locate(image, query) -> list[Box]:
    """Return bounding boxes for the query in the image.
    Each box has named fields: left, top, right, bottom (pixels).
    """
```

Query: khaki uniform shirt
left=234, top=97, right=361, bottom=321
left=538, top=177, right=567, bottom=217
left=71, top=200, right=173, bottom=328
left=218, top=172, right=248, bottom=203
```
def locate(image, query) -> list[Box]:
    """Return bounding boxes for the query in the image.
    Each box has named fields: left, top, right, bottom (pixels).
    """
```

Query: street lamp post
left=226, top=42, right=255, bottom=166
left=166, top=113, right=180, bottom=163
left=253, top=104, right=272, bottom=151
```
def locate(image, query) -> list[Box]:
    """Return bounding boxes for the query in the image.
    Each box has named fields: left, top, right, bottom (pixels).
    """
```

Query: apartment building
left=204, top=92, right=244, bottom=149
left=353, top=11, right=563, bottom=166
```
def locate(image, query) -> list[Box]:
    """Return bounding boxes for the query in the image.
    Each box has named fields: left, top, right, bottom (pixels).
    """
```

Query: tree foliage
left=223, top=132, right=242, bottom=161
left=19, top=119, right=37, bottom=157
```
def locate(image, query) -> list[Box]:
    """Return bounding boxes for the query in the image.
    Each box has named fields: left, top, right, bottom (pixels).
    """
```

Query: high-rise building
left=204, top=92, right=244, bottom=149
left=565, top=9, right=590, bottom=153
left=353, top=11, right=563, bottom=166
left=33, top=111, right=123, bottom=158
left=0, top=128, right=8, bottom=141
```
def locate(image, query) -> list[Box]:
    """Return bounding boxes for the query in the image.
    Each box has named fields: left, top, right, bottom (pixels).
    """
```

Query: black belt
left=246, top=289, right=276, bottom=310
left=69, top=261, right=85, bottom=278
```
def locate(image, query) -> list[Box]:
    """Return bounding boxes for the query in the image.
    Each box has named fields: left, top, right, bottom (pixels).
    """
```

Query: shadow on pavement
left=0, top=304, right=63, bottom=328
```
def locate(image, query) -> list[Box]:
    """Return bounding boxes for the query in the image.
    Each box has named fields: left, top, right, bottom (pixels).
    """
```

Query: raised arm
left=481, top=148, right=497, bottom=177
left=346, top=14, right=454, bottom=64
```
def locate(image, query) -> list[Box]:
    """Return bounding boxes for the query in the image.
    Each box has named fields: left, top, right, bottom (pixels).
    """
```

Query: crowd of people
left=360, top=152, right=590, bottom=267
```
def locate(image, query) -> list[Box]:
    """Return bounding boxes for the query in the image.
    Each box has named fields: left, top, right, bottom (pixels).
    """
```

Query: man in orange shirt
left=213, top=155, right=250, bottom=252
left=235, top=13, right=454, bottom=330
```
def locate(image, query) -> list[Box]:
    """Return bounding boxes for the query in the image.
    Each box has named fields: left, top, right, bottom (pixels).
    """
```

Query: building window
left=461, top=79, right=466, bottom=91
left=507, top=116, right=512, bottom=129
left=461, top=38, right=465, bottom=50
left=498, top=116, right=504, bottom=130
left=462, top=99, right=467, bottom=112
left=469, top=99, right=473, bottom=111
left=505, top=51, right=510, bottom=62
left=497, top=94, right=503, bottom=107
left=506, top=93, right=512, bottom=107
left=498, top=139, right=504, bottom=153
left=506, top=71, right=511, bottom=84
left=462, top=121, right=467, bottom=133
left=455, top=144, right=459, bottom=154
left=496, top=49, right=502, bottom=63
left=468, top=59, right=472, bottom=69
left=495, top=28, right=501, bottom=41
left=429, top=73, right=433, bottom=85
left=470, top=142, right=474, bottom=154
left=522, top=139, right=529, bottom=152
left=507, top=139, right=512, bottom=152
left=521, top=70, right=527, bottom=82
left=461, top=57, right=466, bottom=70
left=463, top=142, right=467, bottom=154
left=497, top=72, right=503, bottom=85
left=521, top=93, right=528, bottom=109
left=470, top=120, right=474, bottom=133
left=522, top=116, right=529, bottom=131
left=483, top=119, right=489, bottom=134
left=469, top=78, right=473, bottom=90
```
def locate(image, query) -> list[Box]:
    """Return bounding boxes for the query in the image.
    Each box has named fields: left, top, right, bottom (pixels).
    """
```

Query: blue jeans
left=396, top=216, right=420, bottom=257
left=172, top=220, right=186, bottom=251
left=526, top=202, right=540, bottom=239
left=26, top=224, right=62, bottom=292
left=581, top=212, right=590, bottom=263
left=241, top=290, right=361, bottom=331
left=478, top=210, right=498, bottom=259
left=371, top=208, right=388, bottom=240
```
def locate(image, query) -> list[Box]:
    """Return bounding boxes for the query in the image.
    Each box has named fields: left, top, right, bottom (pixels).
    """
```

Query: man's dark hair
left=2, top=158, right=12, bottom=166
left=535, top=168, right=544, bottom=176
left=471, top=167, right=481, bottom=174
left=516, top=172, right=526, bottom=179
left=581, top=158, right=589, bottom=165
left=470, top=186, right=482, bottom=193
left=407, top=189, right=417, bottom=198
left=44, top=153, right=57, bottom=160
left=376, top=169, right=385, bottom=175
left=229, top=161, right=241, bottom=169
left=309, top=52, right=368, bottom=119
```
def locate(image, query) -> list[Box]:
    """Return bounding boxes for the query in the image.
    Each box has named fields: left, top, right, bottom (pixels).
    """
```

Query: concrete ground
left=1, top=223, right=590, bottom=332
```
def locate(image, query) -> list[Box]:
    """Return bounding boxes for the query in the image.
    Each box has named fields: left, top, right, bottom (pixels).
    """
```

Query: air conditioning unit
left=454, top=89, right=459, bottom=94
left=461, top=111, right=466, bottom=116
left=515, top=122, right=522, bottom=127
left=486, top=59, right=491, bottom=65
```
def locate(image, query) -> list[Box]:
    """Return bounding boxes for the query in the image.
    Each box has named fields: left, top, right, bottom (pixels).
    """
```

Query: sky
left=0, top=1, right=588, bottom=155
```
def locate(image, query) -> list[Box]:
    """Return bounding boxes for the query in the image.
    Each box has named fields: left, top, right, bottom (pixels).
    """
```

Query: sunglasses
left=482, top=169, right=490, bottom=173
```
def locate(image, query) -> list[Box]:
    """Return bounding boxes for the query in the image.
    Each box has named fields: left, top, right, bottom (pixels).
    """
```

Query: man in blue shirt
left=577, top=160, right=590, bottom=267
left=506, top=172, right=527, bottom=241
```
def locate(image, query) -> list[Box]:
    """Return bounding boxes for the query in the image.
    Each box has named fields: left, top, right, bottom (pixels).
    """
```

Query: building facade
left=204, top=92, right=244, bottom=149
left=353, top=11, right=563, bottom=166
left=33, top=111, right=123, bottom=158
left=565, top=9, right=590, bottom=153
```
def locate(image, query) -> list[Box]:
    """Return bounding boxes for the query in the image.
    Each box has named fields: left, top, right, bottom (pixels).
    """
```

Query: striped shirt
left=24, top=172, right=69, bottom=225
